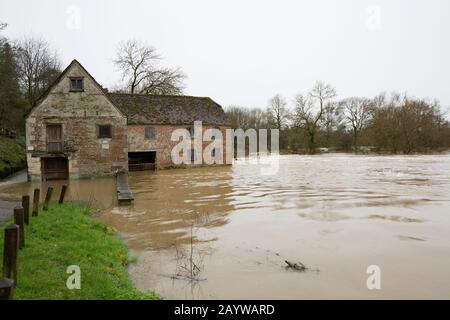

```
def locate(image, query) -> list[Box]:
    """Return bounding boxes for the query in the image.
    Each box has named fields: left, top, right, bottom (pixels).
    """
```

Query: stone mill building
left=25, top=60, right=230, bottom=180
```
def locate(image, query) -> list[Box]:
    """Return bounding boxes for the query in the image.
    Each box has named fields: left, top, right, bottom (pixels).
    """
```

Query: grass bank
left=0, top=202, right=161, bottom=300
left=0, top=136, right=26, bottom=179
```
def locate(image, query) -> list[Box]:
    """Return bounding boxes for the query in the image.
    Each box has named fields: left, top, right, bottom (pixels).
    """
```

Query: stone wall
left=25, top=61, right=128, bottom=180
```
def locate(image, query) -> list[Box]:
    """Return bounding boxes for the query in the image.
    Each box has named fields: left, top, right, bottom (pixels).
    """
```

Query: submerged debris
left=284, top=260, right=307, bottom=271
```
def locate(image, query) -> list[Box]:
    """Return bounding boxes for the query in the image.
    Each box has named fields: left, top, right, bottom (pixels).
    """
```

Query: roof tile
left=108, top=93, right=230, bottom=126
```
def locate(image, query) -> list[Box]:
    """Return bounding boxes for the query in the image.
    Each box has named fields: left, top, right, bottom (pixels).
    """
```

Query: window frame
left=69, top=77, right=84, bottom=92
left=144, top=126, right=156, bottom=140
left=97, top=124, right=112, bottom=139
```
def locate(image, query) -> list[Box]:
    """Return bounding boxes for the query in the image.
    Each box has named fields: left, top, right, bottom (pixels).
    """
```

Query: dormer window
left=70, top=77, right=84, bottom=92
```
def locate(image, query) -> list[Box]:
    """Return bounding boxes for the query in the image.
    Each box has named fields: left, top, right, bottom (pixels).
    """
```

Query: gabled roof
left=26, top=59, right=125, bottom=118
left=26, top=59, right=230, bottom=126
left=108, top=93, right=230, bottom=126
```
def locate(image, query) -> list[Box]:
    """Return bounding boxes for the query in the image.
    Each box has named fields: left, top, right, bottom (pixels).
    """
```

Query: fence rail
left=0, top=184, right=67, bottom=300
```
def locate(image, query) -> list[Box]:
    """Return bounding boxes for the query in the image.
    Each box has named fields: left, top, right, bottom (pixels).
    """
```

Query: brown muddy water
left=1, top=154, right=450, bottom=299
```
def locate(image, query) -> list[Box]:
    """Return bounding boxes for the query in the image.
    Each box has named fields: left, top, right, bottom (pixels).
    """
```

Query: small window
left=98, top=124, right=112, bottom=138
left=145, top=126, right=155, bottom=140
left=70, top=77, right=84, bottom=92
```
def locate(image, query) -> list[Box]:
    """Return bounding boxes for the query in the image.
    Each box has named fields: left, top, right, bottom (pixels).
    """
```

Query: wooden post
left=22, top=195, right=30, bottom=225
left=43, top=187, right=53, bottom=211
left=0, top=278, right=14, bottom=300
left=3, top=224, right=19, bottom=285
left=13, top=207, right=25, bottom=249
left=32, top=188, right=40, bottom=217
left=59, top=185, right=67, bottom=204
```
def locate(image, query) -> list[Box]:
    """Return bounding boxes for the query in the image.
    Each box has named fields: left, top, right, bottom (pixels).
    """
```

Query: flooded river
left=1, top=154, right=450, bottom=299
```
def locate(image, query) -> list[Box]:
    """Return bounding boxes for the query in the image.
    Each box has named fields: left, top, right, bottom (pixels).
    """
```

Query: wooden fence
left=0, top=185, right=67, bottom=300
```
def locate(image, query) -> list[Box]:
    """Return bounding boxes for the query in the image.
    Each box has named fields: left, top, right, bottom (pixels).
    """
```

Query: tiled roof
left=108, top=93, right=230, bottom=126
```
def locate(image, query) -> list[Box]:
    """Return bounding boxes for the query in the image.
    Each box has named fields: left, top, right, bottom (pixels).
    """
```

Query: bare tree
left=321, top=102, right=344, bottom=147
left=342, top=97, right=372, bottom=151
left=16, top=36, right=61, bottom=106
left=267, top=94, right=290, bottom=149
left=267, top=94, right=290, bottom=131
left=114, top=39, right=186, bottom=95
left=294, top=81, right=336, bottom=153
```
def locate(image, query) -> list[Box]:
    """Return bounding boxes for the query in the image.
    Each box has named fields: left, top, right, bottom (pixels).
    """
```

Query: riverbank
left=0, top=202, right=161, bottom=300
left=0, top=136, right=26, bottom=180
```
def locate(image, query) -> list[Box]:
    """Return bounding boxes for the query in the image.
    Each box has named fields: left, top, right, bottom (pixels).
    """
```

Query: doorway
left=46, top=124, right=63, bottom=153
left=42, top=157, right=68, bottom=180
left=128, top=151, right=156, bottom=171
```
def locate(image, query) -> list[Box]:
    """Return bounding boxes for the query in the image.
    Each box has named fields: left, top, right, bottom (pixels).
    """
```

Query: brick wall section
left=26, top=62, right=128, bottom=180
left=128, top=124, right=230, bottom=168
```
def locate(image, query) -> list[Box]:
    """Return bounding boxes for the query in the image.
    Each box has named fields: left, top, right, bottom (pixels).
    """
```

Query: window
left=70, top=77, right=84, bottom=92
left=46, top=124, right=63, bottom=152
left=145, top=126, right=155, bottom=140
left=97, top=124, right=112, bottom=138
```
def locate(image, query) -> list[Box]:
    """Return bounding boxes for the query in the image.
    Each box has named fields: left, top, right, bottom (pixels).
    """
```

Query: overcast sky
left=1, top=0, right=450, bottom=111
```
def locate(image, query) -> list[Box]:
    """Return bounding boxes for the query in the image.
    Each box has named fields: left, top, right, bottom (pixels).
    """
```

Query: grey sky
left=1, top=0, right=450, bottom=111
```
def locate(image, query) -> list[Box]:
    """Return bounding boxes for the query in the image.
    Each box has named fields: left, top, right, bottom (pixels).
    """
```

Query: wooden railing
left=47, top=141, right=63, bottom=153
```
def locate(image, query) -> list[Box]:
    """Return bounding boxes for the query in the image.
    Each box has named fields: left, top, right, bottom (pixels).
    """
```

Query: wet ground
left=1, top=154, right=450, bottom=299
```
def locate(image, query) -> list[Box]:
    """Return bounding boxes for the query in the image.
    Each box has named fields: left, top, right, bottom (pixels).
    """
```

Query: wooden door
left=46, top=124, right=63, bottom=152
left=42, top=157, right=68, bottom=180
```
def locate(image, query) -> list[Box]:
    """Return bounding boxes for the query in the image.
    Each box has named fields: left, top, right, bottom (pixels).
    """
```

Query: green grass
left=0, top=202, right=161, bottom=300
left=0, top=136, right=26, bottom=179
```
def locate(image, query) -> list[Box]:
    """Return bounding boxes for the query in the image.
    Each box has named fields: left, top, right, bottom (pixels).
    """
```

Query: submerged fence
left=0, top=185, right=67, bottom=300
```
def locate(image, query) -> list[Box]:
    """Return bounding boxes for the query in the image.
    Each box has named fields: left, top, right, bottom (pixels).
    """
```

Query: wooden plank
left=116, top=172, right=134, bottom=205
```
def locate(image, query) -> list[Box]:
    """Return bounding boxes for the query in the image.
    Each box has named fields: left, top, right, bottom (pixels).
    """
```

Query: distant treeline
left=226, top=82, right=450, bottom=154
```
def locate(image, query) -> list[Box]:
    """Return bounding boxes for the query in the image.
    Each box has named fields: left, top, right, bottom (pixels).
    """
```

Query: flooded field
left=1, top=154, right=450, bottom=299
